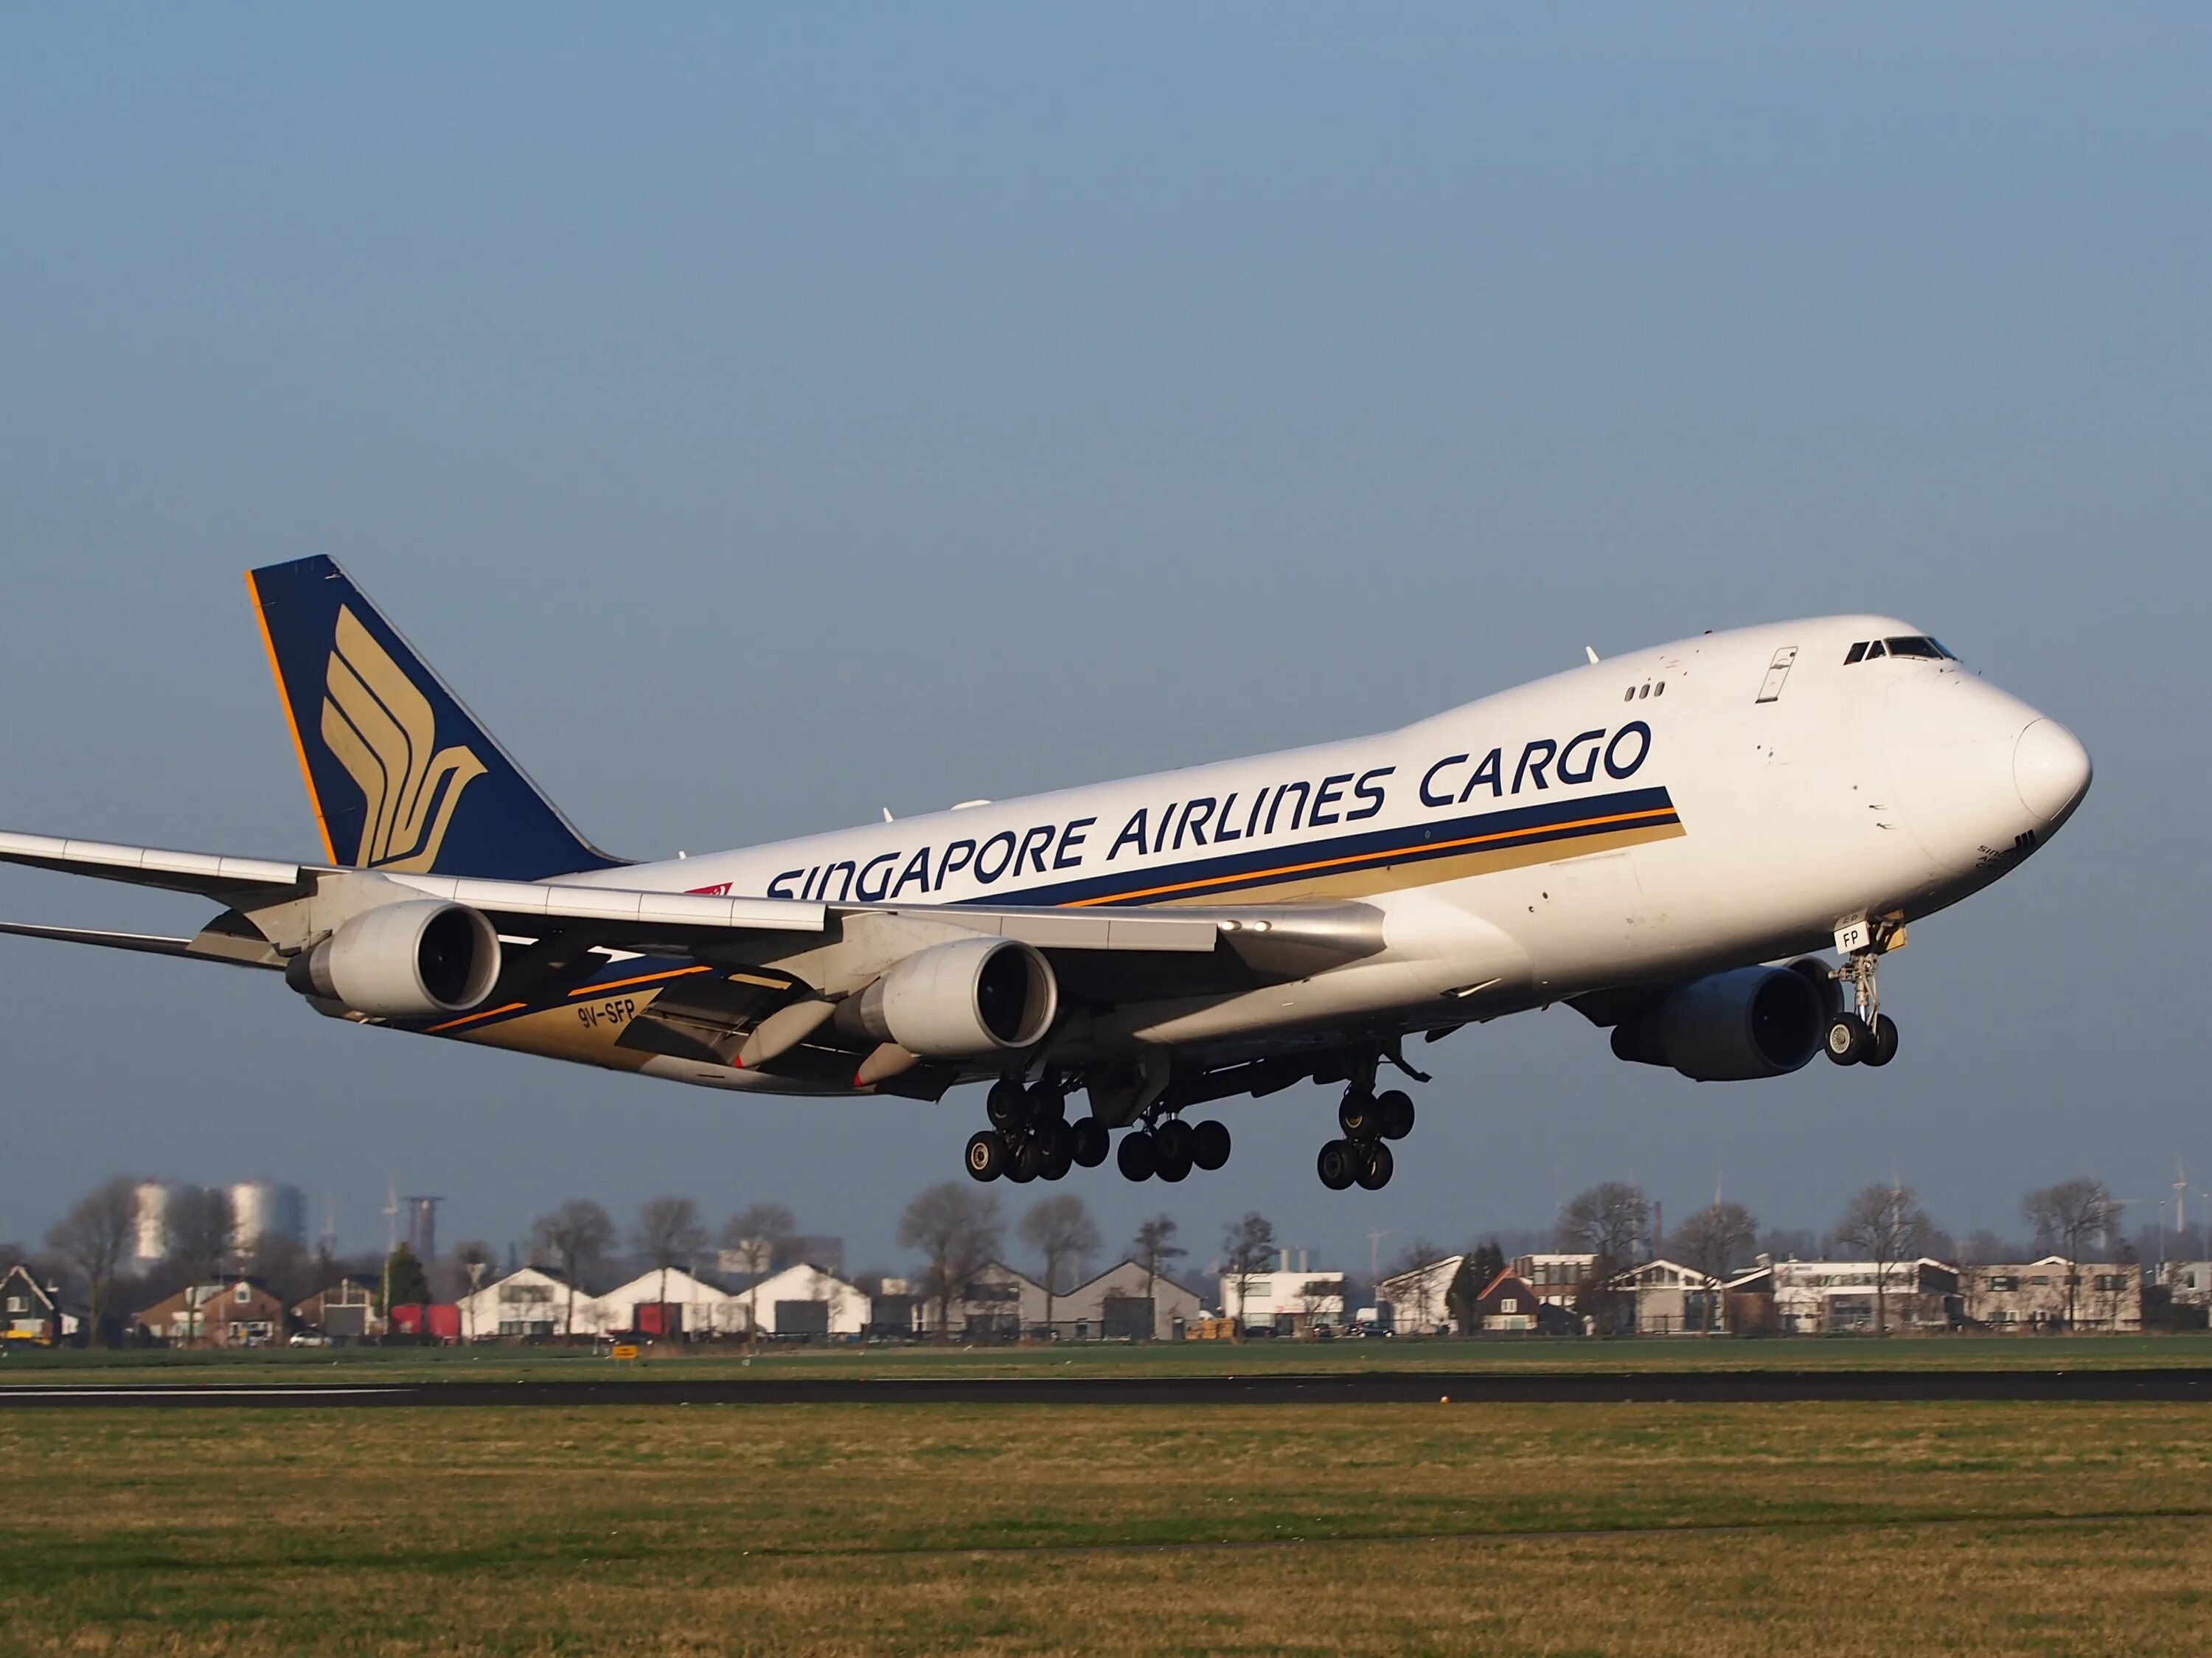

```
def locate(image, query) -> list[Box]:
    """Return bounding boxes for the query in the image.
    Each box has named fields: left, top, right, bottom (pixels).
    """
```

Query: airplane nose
left=2013, top=718, right=2092, bottom=823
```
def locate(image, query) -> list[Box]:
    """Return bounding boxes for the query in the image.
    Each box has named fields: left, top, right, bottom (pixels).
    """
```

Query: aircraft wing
left=0, top=830, right=1344, bottom=965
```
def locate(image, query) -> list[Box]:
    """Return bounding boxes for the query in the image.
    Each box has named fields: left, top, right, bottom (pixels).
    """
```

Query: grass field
left=4, top=1331, right=2211, bottom=1387
left=3, top=1398, right=2208, bottom=1655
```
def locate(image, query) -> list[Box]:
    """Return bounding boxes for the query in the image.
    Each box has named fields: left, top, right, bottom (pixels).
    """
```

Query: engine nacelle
left=285, top=900, right=502, bottom=1019
left=1609, top=964, right=1823, bottom=1082
left=838, top=936, right=1058, bottom=1058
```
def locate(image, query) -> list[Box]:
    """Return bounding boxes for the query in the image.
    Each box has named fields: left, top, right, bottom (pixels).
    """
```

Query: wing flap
left=0, top=920, right=282, bottom=969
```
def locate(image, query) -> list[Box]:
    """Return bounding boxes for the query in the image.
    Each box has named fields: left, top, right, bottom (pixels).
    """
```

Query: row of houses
left=1379, top=1251, right=2161, bottom=1336
left=435, top=1256, right=1212, bottom=1344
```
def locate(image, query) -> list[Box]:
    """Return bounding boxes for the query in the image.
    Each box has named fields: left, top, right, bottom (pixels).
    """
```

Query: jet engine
left=837, top=936, right=1058, bottom=1058
left=1608, top=964, right=1823, bottom=1082
left=285, top=900, right=502, bottom=1019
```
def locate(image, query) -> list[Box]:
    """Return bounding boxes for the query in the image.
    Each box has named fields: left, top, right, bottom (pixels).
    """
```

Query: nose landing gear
left=1823, top=922, right=1902, bottom=1069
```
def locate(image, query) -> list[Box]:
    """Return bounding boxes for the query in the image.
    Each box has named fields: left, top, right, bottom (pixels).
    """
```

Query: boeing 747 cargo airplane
left=0, top=558, right=2090, bottom=1191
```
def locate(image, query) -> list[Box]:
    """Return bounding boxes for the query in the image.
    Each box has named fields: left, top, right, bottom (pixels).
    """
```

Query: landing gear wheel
left=1825, top=1013, right=1870, bottom=1066
left=987, top=1077, right=1028, bottom=1131
left=1153, top=1123, right=1194, bottom=1184
left=1338, top=1091, right=1380, bottom=1140
left=1117, top=1131, right=1158, bottom=1182
left=1026, top=1083, right=1067, bottom=1124
left=1863, top=1014, right=1899, bottom=1067
left=1355, top=1141, right=1395, bottom=1191
left=1376, top=1089, right=1415, bottom=1142
left=964, top=1131, right=1006, bottom=1182
left=1037, top=1120, right=1074, bottom=1180
left=1070, top=1117, right=1110, bottom=1168
left=1190, top=1120, right=1231, bottom=1172
left=1317, top=1139, right=1359, bottom=1191
left=1006, top=1135, right=1043, bottom=1183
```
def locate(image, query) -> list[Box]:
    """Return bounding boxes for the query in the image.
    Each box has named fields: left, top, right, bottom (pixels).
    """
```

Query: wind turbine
left=382, top=1177, right=399, bottom=1255
left=2175, top=1155, right=2189, bottom=1240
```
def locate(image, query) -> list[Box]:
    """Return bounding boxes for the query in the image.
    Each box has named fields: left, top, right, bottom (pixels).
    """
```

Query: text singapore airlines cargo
left=0, top=558, right=2090, bottom=1191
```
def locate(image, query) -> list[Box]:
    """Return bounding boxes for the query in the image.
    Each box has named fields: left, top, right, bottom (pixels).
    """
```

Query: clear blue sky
left=2, top=9, right=2205, bottom=1278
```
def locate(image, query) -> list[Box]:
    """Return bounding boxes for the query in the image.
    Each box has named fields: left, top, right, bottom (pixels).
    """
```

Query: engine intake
left=838, top=936, right=1058, bottom=1058
left=285, top=900, right=502, bottom=1019
left=1609, top=964, right=1823, bottom=1082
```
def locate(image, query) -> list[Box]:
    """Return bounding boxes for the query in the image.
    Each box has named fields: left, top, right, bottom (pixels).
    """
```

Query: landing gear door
left=1755, top=647, right=1798, bottom=704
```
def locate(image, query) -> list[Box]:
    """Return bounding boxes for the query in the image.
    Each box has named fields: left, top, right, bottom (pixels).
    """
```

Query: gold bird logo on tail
left=320, top=606, right=486, bottom=871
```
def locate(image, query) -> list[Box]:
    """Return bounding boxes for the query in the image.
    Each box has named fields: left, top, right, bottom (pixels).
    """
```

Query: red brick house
left=138, top=1277, right=290, bottom=1346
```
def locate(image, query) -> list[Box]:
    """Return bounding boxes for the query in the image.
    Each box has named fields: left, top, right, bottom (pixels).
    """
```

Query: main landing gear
left=1820, top=923, right=1901, bottom=1069
left=1315, top=1047, right=1422, bottom=1192
left=1115, top=1114, right=1231, bottom=1184
left=964, top=1077, right=1109, bottom=1184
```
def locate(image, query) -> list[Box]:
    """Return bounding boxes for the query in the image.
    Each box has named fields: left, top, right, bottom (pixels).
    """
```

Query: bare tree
left=164, top=1185, right=237, bottom=1288
left=1834, top=1184, right=1935, bottom=1333
left=46, top=1177, right=139, bottom=1346
left=529, top=1199, right=615, bottom=1337
left=1130, top=1215, right=1186, bottom=1339
left=898, top=1182, right=1003, bottom=1338
left=631, top=1197, right=709, bottom=1333
left=1222, top=1212, right=1277, bottom=1338
left=248, top=1231, right=318, bottom=1307
left=2023, top=1178, right=2124, bottom=1330
left=1017, top=1194, right=1100, bottom=1329
left=1555, top=1182, right=1651, bottom=1269
left=720, top=1201, right=797, bottom=1340
left=1669, top=1201, right=1759, bottom=1334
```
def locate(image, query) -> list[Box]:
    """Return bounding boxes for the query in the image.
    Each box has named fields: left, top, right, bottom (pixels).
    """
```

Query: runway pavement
left=1, top=1368, right=2208, bottom=1407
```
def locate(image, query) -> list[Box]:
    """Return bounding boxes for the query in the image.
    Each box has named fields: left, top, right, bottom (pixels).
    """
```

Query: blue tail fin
left=246, top=556, right=625, bottom=880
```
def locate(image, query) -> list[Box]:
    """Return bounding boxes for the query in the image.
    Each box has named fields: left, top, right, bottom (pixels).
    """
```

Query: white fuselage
left=571, top=614, right=2090, bottom=1092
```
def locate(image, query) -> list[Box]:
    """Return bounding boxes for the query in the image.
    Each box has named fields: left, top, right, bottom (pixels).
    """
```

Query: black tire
left=1864, top=1014, right=1899, bottom=1067
left=964, top=1131, right=1006, bottom=1182
left=1007, top=1136, right=1043, bottom=1184
left=1376, top=1089, right=1415, bottom=1142
left=1826, top=1013, right=1869, bottom=1065
left=1070, top=1116, right=1110, bottom=1168
left=1356, top=1140, right=1395, bottom=1191
left=1026, top=1084, right=1067, bottom=1124
left=1155, top=1132, right=1193, bottom=1184
left=1190, top=1119, right=1231, bottom=1171
left=1117, top=1131, right=1158, bottom=1182
left=1338, top=1090, right=1380, bottom=1139
left=987, top=1077, right=1027, bottom=1131
left=1040, top=1137, right=1073, bottom=1181
left=1317, top=1139, right=1358, bottom=1191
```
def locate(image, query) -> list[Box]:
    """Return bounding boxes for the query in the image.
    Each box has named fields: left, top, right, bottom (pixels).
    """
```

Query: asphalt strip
left=1, top=1369, right=2208, bottom=1407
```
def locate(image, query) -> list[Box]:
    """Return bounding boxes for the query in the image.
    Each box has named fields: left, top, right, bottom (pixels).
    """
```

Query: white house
left=739, top=1263, right=871, bottom=1336
left=1378, top=1255, right=1464, bottom=1334
left=454, top=1266, right=573, bottom=1340
left=578, top=1268, right=743, bottom=1337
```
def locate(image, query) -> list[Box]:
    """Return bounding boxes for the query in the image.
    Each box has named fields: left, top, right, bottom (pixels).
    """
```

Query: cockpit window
left=1864, top=639, right=1886, bottom=659
left=1843, top=642, right=1868, bottom=665
left=1883, top=635, right=1951, bottom=659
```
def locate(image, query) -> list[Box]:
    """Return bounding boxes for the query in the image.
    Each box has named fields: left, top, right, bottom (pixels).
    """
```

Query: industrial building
left=1961, top=1258, right=2142, bottom=1331
left=1220, top=1250, right=1346, bottom=1333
